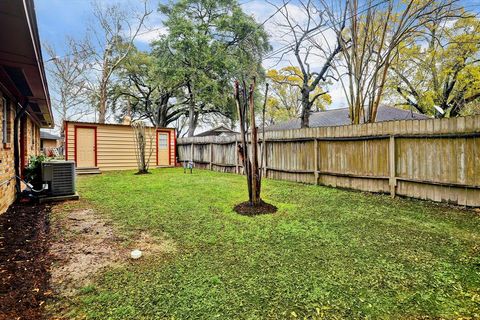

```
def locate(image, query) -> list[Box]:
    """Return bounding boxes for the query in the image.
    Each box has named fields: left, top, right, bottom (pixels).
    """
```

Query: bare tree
left=268, top=0, right=347, bottom=128
left=234, top=79, right=265, bottom=206
left=334, top=0, right=461, bottom=124
left=77, top=0, right=151, bottom=123
left=45, top=40, right=91, bottom=131
left=131, top=121, right=155, bottom=174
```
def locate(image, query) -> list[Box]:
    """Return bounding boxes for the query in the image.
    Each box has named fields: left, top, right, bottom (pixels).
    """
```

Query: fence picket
left=178, top=115, right=480, bottom=207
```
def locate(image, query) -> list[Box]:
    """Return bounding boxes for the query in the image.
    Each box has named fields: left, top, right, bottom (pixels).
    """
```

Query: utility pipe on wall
left=13, top=100, right=28, bottom=194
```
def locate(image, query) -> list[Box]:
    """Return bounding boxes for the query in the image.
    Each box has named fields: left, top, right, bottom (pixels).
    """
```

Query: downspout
left=14, top=100, right=28, bottom=194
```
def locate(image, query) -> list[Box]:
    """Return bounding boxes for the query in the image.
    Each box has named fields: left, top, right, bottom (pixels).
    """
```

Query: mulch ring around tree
left=0, top=203, right=52, bottom=320
left=234, top=200, right=277, bottom=216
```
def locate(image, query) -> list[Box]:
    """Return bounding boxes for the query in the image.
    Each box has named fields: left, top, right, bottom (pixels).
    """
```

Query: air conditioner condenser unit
left=41, top=161, right=76, bottom=196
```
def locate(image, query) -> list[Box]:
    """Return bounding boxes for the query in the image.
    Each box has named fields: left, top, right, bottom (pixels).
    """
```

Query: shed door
left=157, top=132, right=169, bottom=166
left=76, top=127, right=96, bottom=167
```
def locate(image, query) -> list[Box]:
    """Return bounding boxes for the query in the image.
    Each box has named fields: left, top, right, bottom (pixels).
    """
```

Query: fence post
left=209, top=143, right=213, bottom=171
left=314, top=138, right=319, bottom=185
left=235, top=140, right=239, bottom=174
left=190, top=143, right=194, bottom=162
left=389, top=136, right=397, bottom=197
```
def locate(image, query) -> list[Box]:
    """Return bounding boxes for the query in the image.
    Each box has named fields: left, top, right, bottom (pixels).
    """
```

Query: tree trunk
left=155, top=94, right=170, bottom=127
left=249, top=81, right=260, bottom=206
left=98, top=83, right=107, bottom=123
left=234, top=81, right=252, bottom=203
left=187, top=106, right=198, bottom=137
left=186, top=82, right=197, bottom=137
left=300, top=90, right=311, bottom=128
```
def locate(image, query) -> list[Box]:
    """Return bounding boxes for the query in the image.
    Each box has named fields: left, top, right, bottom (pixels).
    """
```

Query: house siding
left=41, top=138, right=58, bottom=149
left=65, top=121, right=176, bottom=171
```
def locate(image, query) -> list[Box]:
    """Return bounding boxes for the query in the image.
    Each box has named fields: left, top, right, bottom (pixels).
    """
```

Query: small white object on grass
left=130, top=249, right=142, bottom=259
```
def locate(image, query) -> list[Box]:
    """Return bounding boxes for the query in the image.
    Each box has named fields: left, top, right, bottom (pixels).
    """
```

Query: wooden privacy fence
left=178, top=115, right=480, bottom=207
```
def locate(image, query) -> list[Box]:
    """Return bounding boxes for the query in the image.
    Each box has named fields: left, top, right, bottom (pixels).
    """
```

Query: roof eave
left=23, top=0, right=53, bottom=128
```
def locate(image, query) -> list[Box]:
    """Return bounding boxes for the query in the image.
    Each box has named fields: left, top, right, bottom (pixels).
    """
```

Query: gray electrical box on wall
left=41, top=161, right=76, bottom=196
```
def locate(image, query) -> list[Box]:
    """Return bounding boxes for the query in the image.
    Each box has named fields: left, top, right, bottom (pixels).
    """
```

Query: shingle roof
left=195, top=126, right=238, bottom=137
left=40, top=131, right=61, bottom=140
left=265, top=106, right=429, bottom=131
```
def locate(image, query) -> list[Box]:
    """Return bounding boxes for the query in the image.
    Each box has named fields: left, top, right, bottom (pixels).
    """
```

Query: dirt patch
left=49, top=208, right=122, bottom=296
left=0, top=203, right=51, bottom=320
left=0, top=201, right=176, bottom=318
left=234, top=200, right=277, bottom=216
left=49, top=206, right=176, bottom=297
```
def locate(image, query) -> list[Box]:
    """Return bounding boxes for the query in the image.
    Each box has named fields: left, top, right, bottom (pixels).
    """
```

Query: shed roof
left=265, top=106, right=429, bottom=131
left=64, top=120, right=173, bottom=129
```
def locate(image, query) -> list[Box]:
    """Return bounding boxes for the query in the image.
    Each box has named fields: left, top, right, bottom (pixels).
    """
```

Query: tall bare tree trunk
left=234, top=80, right=252, bottom=202
left=234, top=79, right=265, bottom=206
left=249, top=80, right=260, bottom=205
left=132, top=121, right=154, bottom=174
left=98, top=46, right=110, bottom=124
left=98, top=86, right=107, bottom=123
left=300, top=90, right=311, bottom=128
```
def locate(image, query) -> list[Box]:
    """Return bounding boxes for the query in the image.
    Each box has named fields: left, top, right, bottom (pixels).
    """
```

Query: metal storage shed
left=64, top=121, right=176, bottom=173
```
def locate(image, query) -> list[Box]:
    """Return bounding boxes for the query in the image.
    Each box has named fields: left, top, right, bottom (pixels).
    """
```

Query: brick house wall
left=23, top=116, right=40, bottom=163
left=0, top=91, right=41, bottom=214
left=0, top=91, right=15, bottom=214
left=0, top=0, right=53, bottom=214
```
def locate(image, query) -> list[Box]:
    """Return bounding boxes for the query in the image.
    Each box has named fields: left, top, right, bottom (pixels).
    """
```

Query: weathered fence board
left=178, top=115, right=480, bottom=207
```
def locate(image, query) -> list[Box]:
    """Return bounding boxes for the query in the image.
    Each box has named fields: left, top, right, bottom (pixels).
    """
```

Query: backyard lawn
left=55, top=168, right=479, bottom=319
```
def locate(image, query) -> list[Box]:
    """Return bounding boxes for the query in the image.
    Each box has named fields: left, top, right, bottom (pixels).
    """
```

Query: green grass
left=61, top=168, right=479, bottom=319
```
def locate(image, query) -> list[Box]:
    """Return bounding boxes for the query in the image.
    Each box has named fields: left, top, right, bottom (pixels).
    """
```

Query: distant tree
left=76, top=0, right=151, bottom=123
left=156, top=0, right=270, bottom=136
left=45, top=40, right=91, bottom=131
left=334, top=0, right=461, bottom=124
left=269, top=0, right=347, bottom=128
left=266, top=66, right=332, bottom=124
left=390, top=16, right=480, bottom=117
left=116, top=47, right=187, bottom=127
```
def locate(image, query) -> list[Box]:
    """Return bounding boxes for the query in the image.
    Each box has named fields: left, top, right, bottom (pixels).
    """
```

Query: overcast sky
left=35, top=0, right=352, bottom=112
left=35, top=0, right=480, bottom=129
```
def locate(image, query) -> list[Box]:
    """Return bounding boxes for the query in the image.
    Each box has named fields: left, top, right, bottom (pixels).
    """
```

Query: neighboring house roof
left=265, top=106, right=430, bottom=131
left=40, top=131, right=61, bottom=141
left=0, top=0, right=53, bottom=128
left=195, top=126, right=238, bottom=137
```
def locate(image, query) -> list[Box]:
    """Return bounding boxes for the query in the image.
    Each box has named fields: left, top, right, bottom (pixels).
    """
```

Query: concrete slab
left=38, top=193, right=80, bottom=203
